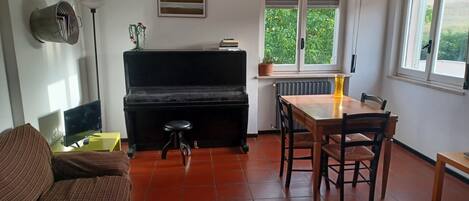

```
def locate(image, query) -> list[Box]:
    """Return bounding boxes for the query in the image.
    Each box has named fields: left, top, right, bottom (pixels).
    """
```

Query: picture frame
left=157, top=0, right=206, bottom=18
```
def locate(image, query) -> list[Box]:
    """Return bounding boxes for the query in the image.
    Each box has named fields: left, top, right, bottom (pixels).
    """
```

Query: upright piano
left=123, top=50, right=249, bottom=157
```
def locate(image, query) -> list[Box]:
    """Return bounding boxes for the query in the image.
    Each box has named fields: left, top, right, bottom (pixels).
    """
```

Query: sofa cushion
left=39, top=176, right=131, bottom=201
left=52, top=151, right=130, bottom=181
left=0, top=124, right=54, bottom=200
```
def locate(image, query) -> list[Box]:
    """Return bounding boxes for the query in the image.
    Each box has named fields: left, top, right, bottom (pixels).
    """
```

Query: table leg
left=431, top=159, right=446, bottom=201
left=312, top=141, right=322, bottom=201
left=381, top=138, right=392, bottom=199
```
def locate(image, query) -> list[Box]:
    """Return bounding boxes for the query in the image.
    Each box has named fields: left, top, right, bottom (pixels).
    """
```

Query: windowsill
left=256, top=72, right=350, bottom=79
left=388, top=75, right=466, bottom=96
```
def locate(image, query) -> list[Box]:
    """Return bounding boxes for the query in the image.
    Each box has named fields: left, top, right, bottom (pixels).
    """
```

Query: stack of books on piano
left=219, top=39, right=240, bottom=51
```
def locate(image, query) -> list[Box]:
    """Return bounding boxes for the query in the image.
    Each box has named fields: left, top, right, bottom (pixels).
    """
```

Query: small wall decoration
left=129, top=22, right=147, bottom=50
left=157, top=0, right=206, bottom=18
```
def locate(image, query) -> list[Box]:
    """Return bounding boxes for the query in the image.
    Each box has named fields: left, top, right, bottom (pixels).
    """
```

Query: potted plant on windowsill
left=258, top=56, right=275, bottom=76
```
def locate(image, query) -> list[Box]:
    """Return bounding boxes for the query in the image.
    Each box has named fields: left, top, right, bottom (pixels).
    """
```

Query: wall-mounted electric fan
left=30, top=1, right=80, bottom=45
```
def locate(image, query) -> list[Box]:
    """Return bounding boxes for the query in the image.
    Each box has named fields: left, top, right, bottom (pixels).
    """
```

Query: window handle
left=351, top=54, right=357, bottom=73
left=300, top=38, right=305, bottom=50
left=422, top=40, right=433, bottom=54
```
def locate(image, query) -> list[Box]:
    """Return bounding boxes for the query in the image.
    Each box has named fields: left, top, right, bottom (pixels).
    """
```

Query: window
left=264, top=0, right=342, bottom=72
left=399, top=0, right=469, bottom=86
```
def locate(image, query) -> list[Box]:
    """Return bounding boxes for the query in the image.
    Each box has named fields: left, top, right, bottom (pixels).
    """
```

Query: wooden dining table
left=280, top=95, right=398, bottom=201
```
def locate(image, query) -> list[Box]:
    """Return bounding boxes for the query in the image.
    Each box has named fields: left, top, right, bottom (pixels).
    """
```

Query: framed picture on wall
left=157, top=0, right=206, bottom=18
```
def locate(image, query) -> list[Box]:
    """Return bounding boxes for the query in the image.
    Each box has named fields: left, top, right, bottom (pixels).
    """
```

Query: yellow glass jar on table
left=51, top=132, right=121, bottom=154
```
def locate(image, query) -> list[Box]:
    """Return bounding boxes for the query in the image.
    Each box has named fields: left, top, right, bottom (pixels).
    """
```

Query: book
left=220, top=38, right=239, bottom=48
left=218, top=47, right=240, bottom=51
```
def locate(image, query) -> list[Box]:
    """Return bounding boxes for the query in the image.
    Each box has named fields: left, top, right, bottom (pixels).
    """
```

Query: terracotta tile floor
left=127, top=135, right=469, bottom=201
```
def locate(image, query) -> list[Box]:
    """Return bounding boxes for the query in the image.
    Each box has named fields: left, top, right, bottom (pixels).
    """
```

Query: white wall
left=4, top=0, right=87, bottom=129
left=381, top=0, right=469, bottom=170
left=0, top=32, right=14, bottom=131
left=89, top=0, right=261, bottom=137
left=343, top=0, right=388, bottom=98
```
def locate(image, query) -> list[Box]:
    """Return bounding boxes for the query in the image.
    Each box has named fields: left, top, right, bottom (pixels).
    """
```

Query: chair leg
left=279, top=135, right=286, bottom=177
left=368, top=160, right=379, bottom=201
left=352, top=161, right=360, bottom=187
left=324, top=154, right=330, bottom=190
left=339, top=160, right=345, bottom=201
left=339, top=159, right=345, bottom=201
left=285, top=140, right=294, bottom=188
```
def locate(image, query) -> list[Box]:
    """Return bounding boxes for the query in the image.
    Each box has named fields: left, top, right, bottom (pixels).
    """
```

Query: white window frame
left=263, top=0, right=345, bottom=73
left=397, top=0, right=467, bottom=87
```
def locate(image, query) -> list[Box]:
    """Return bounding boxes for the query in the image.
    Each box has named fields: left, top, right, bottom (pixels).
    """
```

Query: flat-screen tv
left=63, top=100, right=101, bottom=146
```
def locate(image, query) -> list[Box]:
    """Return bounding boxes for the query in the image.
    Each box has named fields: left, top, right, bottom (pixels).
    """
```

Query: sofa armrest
left=52, top=151, right=130, bottom=181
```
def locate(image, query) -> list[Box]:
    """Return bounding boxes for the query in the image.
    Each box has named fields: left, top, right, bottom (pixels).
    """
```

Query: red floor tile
left=245, top=169, right=280, bottom=184
left=214, top=169, right=247, bottom=185
left=213, top=160, right=242, bottom=172
left=131, top=174, right=152, bottom=201
left=216, top=183, right=252, bottom=201
left=184, top=172, right=215, bottom=186
left=146, top=187, right=182, bottom=201
left=127, top=134, right=469, bottom=201
left=249, top=182, right=286, bottom=199
left=183, top=186, right=217, bottom=201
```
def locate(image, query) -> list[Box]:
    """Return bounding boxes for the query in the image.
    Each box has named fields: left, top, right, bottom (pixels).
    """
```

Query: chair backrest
left=361, top=93, right=387, bottom=110
left=0, top=124, right=55, bottom=200
left=277, top=95, right=294, bottom=137
left=340, top=112, right=391, bottom=158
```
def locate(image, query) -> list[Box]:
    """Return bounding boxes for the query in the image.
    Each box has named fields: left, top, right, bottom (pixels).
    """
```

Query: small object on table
left=128, top=22, right=146, bottom=50
left=334, top=74, right=345, bottom=98
left=161, top=120, right=193, bottom=166
left=464, top=152, right=469, bottom=159
left=219, top=38, right=240, bottom=51
left=83, top=137, right=90, bottom=145
left=432, top=152, right=469, bottom=201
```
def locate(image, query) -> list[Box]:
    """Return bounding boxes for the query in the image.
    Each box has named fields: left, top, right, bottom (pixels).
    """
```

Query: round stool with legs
left=161, top=120, right=192, bottom=165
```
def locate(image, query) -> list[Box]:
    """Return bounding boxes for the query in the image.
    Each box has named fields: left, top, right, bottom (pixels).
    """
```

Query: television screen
left=63, top=100, right=101, bottom=146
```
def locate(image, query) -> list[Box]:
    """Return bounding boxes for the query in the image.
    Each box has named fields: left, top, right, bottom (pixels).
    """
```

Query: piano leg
left=125, top=111, right=137, bottom=158
left=240, top=106, right=249, bottom=153
left=128, top=144, right=136, bottom=158
left=241, top=142, right=249, bottom=153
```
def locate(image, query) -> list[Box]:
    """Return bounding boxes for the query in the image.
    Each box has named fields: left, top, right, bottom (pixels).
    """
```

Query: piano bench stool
left=161, top=120, right=193, bottom=166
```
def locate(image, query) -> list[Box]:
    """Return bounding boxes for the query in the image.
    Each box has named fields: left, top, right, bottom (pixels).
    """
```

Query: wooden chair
left=278, top=96, right=314, bottom=188
left=320, top=112, right=391, bottom=201
left=330, top=93, right=387, bottom=143
left=328, top=93, right=388, bottom=186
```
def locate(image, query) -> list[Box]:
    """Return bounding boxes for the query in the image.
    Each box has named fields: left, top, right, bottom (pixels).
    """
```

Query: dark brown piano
left=123, top=50, right=249, bottom=158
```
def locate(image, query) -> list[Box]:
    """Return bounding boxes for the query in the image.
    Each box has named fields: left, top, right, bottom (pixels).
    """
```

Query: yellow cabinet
left=52, top=133, right=121, bottom=153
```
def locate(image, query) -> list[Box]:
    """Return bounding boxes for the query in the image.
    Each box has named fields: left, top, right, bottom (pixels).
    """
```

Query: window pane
left=305, top=8, right=338, bottom=65
left=264, top=5, right=299, bottom=64
left=432, top=0, right=469, bottom=78
left=402, top=0, right=435, bottom=72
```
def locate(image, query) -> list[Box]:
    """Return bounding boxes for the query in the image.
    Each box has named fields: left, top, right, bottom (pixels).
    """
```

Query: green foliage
left=437, top=31, right=468, bottom=61
left=305, top=9, right=336, bottom=64
left=425, top=6, right=433, bottom=24
left=264, top=8, right=298, bottom=64
left=262, top=55, right=275, bottom=64
left=421, top=6, right=468, bottom=62
left=264, top=8, right=337, bottom=65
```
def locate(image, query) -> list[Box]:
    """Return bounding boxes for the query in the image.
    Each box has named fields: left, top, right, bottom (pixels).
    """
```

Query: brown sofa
left=0, top=124, right=131, bottom=201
